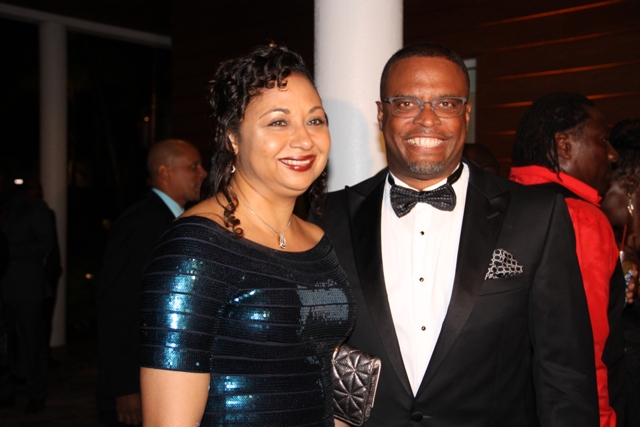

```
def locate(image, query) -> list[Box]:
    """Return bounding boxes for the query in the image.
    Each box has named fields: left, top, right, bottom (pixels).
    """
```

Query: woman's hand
left=115, top=392, right=142, bottom=425
left=621, top=248, right=640, bottom=305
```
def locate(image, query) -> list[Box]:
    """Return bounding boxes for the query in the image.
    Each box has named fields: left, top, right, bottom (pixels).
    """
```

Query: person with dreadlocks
left=510, top=92, right=626, bottom=427
left=602, top=118, right=640, bottom=427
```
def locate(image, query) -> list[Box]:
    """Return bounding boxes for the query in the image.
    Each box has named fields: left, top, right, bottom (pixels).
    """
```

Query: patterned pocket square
left=485, top=249, right=523, bottom=280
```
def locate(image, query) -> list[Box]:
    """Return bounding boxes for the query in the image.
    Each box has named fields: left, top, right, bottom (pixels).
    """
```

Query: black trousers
left=0, top=300, right=48, bottom=400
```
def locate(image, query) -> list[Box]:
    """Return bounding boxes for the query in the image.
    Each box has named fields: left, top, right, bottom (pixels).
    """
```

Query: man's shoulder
left=315, top=170, right=386, bottom=228
left=109, top=192, right=173, bottom=235
left=117, top=192, right=171, bottom=220
left=564, top=197, right=612, bottom=228
left=470, top=163, right=565, bottom=206
left=326, top=169, right=387, bottom=201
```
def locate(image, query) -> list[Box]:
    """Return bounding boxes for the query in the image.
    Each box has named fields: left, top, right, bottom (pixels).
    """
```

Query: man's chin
left=407, top=161, right=445, bottom=176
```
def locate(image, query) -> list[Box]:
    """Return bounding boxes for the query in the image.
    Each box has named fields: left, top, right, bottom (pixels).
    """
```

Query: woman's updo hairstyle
left=206, top=43, right=326, bottom=233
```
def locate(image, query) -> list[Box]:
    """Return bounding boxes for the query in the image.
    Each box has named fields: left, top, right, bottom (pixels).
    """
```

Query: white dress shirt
left=381, top=163, right=469, bottom=395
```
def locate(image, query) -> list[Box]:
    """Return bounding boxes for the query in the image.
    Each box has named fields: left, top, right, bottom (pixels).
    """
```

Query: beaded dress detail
left=139, top=216, right=356, bottom=426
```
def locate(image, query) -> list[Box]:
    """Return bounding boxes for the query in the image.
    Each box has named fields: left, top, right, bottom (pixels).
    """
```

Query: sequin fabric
left=139, top=216, right=356, bottom=426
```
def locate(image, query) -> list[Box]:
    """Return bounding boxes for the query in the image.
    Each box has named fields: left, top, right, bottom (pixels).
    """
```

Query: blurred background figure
left=510, top=92, right=625, bottom=427
left=0, top=173, right=56, bottom=415
left=22, top=175, right=63, bottom=370
left=601, top=118, right=640, bottom=427
left=462, top=142, right=501, bottom=175
left=96, top=139, right=206, bottom=426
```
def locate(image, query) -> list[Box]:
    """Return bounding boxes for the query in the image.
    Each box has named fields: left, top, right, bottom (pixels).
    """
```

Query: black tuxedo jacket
left=96, top=191, right=175, bottom=410
left=316, top=162, right=599, bottom=427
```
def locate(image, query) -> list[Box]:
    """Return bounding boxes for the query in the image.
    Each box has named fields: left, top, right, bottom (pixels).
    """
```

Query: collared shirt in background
left=152, top=188, right=184, bottom=218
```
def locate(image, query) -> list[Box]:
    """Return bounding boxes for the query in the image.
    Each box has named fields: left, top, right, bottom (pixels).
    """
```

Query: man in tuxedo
left=316, top=43, right=599, bottom=426
left=510, top=92, right=626, bottom=427
left=96, top=139, right=206, bottom=426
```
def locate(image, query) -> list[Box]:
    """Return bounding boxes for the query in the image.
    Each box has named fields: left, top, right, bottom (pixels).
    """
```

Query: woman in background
left=602, top=118, right=640, bottom=427
left=138, top=44, right=355, bottom=427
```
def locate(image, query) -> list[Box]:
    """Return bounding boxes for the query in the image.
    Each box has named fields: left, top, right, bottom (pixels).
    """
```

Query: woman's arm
left=334, top=419, right=351, bottom=427
left=141, top=367, right=210, bottom=427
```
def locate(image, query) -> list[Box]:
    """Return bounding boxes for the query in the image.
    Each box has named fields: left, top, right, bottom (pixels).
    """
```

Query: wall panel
left=168, top=0, right=639, bottom=168
left=404, top=0, right=639, bottom=167
left=169, top=0, right=315, bottom=156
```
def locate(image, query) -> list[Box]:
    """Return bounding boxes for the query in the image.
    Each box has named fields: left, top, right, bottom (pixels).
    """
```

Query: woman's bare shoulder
left=180, top=198, right=226, bottom=228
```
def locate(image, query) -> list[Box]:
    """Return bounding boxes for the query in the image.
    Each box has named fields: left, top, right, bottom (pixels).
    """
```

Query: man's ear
left=157, top=164, right=170, bottom=181
left=555, top=131, right=572, bottom=160
left=376, top=101, right=384, bottom=131
left=464, top=102, right=472, bottom=131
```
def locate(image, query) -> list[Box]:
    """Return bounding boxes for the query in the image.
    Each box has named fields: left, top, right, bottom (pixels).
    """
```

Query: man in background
left=96, top=139, right=206, bottom=426
left=0, top=173, right=55, bottom=415
left=510, top=92, right=626, bottom=427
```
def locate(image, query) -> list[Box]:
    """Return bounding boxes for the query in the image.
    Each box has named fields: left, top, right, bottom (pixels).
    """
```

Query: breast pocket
left=478, top=272, right=531, bottom=296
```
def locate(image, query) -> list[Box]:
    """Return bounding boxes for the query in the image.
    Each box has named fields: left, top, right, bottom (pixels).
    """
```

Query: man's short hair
left=146, top=139, right=192, bottom=177
left=512, top=92, right=595, bottom=172
left=379, top=42, right=470, bottom=99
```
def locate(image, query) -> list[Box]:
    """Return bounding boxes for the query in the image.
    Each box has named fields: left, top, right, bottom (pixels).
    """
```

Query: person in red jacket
left=510, top=92, right=626, bottom=427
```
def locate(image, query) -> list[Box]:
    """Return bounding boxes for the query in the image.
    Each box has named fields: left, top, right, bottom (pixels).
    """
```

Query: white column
left=315, top=0, right=403, bottom=191
left=39, top=21, right=67, bottom=347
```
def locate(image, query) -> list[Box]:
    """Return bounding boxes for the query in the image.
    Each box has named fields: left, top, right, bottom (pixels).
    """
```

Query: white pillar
left=315, top=0, right=403, bottom=191
left=39, top=21, right=67, bottom=347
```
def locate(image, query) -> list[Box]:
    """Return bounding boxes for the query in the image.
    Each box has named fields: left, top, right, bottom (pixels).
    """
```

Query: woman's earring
left=628, top=191, right=635, bottom=216
left=231, top=164, right=236, bottom=174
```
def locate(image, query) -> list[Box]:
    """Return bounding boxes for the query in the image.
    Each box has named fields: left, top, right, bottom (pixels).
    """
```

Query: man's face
left=167, top=144, right=207, bottom=206
left=377, top=56, right=471, bottom=190
left=563, top=107, right=618, bottom=196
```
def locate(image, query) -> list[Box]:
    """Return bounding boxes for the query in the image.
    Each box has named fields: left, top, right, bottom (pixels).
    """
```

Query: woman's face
left=602, top=174, right=629, bottom=228
left=231, top=72, right=330, bottom=199
left=602, top=169, right=640, bottom=250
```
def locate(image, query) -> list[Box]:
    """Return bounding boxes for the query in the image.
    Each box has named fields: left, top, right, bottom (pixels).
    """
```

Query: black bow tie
left=389, top=164, right=463, bottom=217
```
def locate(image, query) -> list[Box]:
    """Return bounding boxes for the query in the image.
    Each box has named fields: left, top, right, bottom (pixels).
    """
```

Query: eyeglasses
left=383, top=96, right=468, bottom=118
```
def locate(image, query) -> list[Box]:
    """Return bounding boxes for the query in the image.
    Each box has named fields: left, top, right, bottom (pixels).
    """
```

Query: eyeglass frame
left=383, top=96, right=469, bottom=119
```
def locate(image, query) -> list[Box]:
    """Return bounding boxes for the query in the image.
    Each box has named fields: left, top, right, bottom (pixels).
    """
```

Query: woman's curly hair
left=610, top=119, right=640, bottom=177
left=205, top=43, right=327, bottom=234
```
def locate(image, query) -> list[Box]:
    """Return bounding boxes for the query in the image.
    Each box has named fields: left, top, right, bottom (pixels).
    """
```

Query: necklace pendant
left=278, top=233, right=287, bottom=249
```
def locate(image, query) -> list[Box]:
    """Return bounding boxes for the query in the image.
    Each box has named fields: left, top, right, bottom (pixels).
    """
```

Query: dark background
left=0, top=16, right=172, bottom=335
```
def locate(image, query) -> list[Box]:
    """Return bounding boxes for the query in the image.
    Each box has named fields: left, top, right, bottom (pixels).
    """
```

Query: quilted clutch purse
left=332, top=343, right=381, bottom=426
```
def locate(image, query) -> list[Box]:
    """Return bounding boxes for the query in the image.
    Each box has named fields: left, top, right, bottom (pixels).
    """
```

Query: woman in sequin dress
left=602, top=119, right=640, bottom=427
left=139, top=44, right=356, bottom=427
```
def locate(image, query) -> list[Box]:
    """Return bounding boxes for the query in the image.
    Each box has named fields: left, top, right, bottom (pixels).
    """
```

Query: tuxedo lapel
left=347, top=171, right=413, bottom=397
left=417, top=164, right=510, bottom=394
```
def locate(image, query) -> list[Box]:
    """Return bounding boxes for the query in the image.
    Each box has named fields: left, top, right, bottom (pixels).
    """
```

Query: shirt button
left=421, top=326, right=426, bottom=331
left=419, top=277, right=424, bottom=282
left=411, top=412, right=424, bottom=421
left=420, top=231, right=425, bottom=235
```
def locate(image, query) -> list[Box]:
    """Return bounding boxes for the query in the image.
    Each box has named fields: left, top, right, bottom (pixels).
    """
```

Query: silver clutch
left=332, top=343, right=381, bottom=426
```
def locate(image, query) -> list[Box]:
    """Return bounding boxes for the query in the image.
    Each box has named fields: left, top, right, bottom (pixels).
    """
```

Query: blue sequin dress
left=139, top=216, right=356, bottom=426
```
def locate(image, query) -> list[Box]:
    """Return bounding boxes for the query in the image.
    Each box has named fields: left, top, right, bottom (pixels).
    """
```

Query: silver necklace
left=230, top=187, right=292, bottom=249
